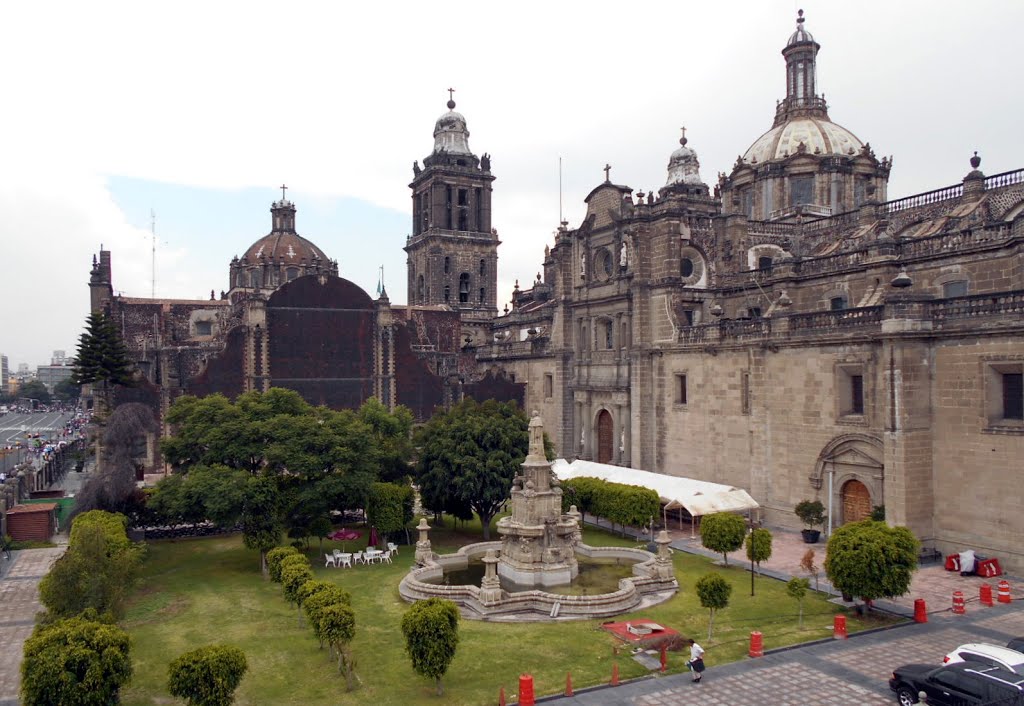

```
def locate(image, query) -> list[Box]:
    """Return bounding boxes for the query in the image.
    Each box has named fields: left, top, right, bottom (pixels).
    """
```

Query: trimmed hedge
left=560, top=477, right=660, bottom=533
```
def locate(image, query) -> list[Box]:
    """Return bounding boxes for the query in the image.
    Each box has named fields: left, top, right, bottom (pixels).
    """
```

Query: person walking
left=687, top=638, right=706, bottom=683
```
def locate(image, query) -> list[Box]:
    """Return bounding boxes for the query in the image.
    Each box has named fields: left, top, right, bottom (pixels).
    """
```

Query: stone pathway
left=0, top=547, right=65, bottom=705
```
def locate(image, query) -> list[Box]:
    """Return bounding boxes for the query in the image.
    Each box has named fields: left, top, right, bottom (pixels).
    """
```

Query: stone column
left=479, top=549, right=502, bottom=605
left=414, top=518, right=433, bottom=566
left=654, top=530, right=674, bottom=581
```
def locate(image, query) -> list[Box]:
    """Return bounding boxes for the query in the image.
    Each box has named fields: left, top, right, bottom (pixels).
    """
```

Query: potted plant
left=795, top=500, right=825, bottom=544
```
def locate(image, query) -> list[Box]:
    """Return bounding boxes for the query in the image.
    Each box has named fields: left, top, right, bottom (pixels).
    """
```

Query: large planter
left=801, top=529, right=821, bottom=544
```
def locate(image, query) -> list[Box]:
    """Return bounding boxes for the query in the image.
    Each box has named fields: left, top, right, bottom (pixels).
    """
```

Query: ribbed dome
left=787, top=9, right=815, bottom=46
left=242, top=231, right=325, bottom=263
left=742, top=117, right=863, bottom=165
left=432, top=100, right=472, bottom=155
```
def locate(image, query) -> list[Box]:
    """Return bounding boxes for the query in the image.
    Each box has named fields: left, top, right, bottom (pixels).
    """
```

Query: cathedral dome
left=741, top=117, right=864, bottom=165
left=432, top=98, right=473, bottom=155
left=241, top=230, right=326, bottom=263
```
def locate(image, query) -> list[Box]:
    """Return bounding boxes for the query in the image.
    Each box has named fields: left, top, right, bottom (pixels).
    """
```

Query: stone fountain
left=398, top=412, right=679, bottom=620
left=495, top=411, right=579, bottom=587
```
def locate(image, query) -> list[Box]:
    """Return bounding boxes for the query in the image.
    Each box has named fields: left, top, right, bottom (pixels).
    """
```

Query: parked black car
left=1010, top=638, right=1024, bottom=654
left=889, top=661, right=1024, bottom=705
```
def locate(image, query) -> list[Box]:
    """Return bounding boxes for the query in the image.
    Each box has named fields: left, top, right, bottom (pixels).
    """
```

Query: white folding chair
left=324, top=553, right=337, bottom=568
left=381, top=548, right=393, bottom=564
left=339, top=553, right=352, bottom=569
left=387, top=542, right=398, bottom=554
left=352, top=551, right=364, bottom=566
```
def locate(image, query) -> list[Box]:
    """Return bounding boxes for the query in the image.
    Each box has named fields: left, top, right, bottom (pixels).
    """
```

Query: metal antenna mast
left=558, top=157, right=563, bottom=225
left=150, top=209, right=156, bottom=298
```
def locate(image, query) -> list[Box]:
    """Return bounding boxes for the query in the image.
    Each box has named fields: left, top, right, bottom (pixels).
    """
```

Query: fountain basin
left=398, top=541, right=678, bottom=621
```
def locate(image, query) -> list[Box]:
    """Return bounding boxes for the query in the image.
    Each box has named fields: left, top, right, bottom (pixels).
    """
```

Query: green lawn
left=120, top=521, right=901, bottom=705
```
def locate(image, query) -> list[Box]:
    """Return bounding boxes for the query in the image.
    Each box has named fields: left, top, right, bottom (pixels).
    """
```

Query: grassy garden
left=119, top=518, right=902, bottom=706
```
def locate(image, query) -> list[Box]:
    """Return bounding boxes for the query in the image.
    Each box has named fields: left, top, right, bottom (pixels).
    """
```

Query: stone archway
left=810, top=433, right=884, bottom=528
left=596, top=410, right=613, bottom=464
left=841, top=479, right=872, bottom=524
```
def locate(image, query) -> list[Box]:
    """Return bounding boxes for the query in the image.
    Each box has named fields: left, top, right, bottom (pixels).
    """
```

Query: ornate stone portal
left=496, top=412, right=580, bottom=587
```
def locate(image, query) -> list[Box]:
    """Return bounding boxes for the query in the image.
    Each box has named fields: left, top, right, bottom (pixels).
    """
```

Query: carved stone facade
left=477, top=13, right=1024, bottom=573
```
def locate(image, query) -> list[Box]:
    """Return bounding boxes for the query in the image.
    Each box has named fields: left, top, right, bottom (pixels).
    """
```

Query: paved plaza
left=0, top=547, right=66, bottom=706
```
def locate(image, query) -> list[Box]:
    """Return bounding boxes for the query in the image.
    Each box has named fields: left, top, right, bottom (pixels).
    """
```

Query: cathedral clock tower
left=405, top=92, right=499, bottom=338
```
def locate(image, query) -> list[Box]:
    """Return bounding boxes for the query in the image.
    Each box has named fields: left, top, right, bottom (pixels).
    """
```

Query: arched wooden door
left=596, top=410, right=613, bottom=464
left=841, top=479, right=872, bottom=524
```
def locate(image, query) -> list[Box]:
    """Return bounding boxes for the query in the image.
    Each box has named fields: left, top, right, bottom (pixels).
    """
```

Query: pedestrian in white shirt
left=687, top=638, right=705, bottom=683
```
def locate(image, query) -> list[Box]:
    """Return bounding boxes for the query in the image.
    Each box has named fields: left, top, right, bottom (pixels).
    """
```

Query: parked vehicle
left=1009, top=637, right=1024, bottom=653
left=890, top=661, right=1024, bottom=705
left=944, top=643, right=1024, bottom=674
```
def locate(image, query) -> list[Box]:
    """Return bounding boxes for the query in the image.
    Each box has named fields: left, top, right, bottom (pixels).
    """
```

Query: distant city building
left=88, top=12, right=1024, bottom=572
left=1, top=354, right=8, bottom=391
left=51, top=350, right=67, bottom=366
left=36, top=364, right=74, bottom=394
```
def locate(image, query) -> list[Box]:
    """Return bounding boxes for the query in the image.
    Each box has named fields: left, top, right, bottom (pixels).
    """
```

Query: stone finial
left=970, top=151, right=981, bottom=170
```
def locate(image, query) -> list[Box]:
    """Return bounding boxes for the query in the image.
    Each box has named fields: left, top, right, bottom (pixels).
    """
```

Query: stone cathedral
left=89, top=12, right=1024, bottom=572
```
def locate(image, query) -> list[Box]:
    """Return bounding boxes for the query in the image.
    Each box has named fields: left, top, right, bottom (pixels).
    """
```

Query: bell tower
left=405, top=91, right=499, bottom=330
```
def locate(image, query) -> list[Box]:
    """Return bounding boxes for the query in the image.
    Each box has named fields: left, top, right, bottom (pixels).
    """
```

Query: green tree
left=319, top=603, right=357, bottom=688
left=367, top=482, right=413, bottom=540
left=21, top=614, right=133, bottom=706
left=302, top=583, right=351, bottom=650
left=281, top=563, right=314, bottom=623
left=695, top=572, right=732, bottom=641
left=401, top=597, right=460, bottom=696
left=41, top=512, right=143, bottom=620
left=358, top=397, right=415, bottom=483
left=19, top=379, right=52, bottom=405
left=745, top=528, right=773, bottom=575
left=54, top=377, right=81, bottom=402
left=308, top=516, right=334, bottom=557
left=786, top=577, right=810, bottom=628
left=241, top=476, right=282, bottom=577
left=266, top=546, right=300, bottom=583
left=824, top=519, right=919, bottom=603
left=71, top=311, right=135, bottom=413
left=699, top=512, right=747, bottom=566
left=167, top=645, right=248, bottom=706
left=415, top=399, right=529, bottom=539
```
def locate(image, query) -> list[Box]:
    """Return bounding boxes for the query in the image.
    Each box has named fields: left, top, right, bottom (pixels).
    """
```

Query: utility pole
left=150, top=209, right=157, bottom=298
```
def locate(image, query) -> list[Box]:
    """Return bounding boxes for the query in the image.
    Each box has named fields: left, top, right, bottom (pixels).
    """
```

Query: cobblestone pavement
left=549, top=600, right=1024, bottom=706
left=0, top=548, right=66, bottom=705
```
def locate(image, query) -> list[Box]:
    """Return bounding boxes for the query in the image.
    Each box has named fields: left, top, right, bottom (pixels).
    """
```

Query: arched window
left=443, top=286, right=450, bottom=302
left=681, top=257, right=694, bottom=277
left=479, top=259, right=485, bottom=276
left=417, top=274, right=425, bottom=303
left=479, top=287, right=485, bottom=303
left=444, top=256, right=450, bottom=274
left=758, top=256, right=774, bottom=271
left=249, top=270, right=261, bottom=288
left=459, top=273, right=470, bottom=303
left=235, top=272, right=245, bottom=288
left=286, top=267, right=300, bottom=281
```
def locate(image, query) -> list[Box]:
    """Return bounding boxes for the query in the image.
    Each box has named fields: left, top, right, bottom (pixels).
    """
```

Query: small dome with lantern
left=433, top=96, right=473, bottom=156
left=665, top=127, right=704, bottom=187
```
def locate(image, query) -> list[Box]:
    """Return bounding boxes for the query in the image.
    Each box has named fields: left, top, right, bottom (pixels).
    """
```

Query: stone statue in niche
left=619, top=239, right=631, bottom=269
left=412, top=160, right=421, bottom=176
left=481, top=153, right=491, bottom=171
left=580, top=252, right=586, bottom=278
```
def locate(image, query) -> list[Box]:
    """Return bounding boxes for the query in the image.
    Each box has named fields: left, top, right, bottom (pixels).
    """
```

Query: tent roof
left=551, top=459, right=759, bottom=517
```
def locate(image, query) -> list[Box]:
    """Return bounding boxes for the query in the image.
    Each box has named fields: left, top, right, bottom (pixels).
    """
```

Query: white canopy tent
left=551, top=459, right=760, bottom=536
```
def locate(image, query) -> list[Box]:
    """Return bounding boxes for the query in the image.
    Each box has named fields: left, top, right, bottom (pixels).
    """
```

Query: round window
left=681, top=258, right=694, bottom=278
left=601, top=250, right=613, bottom=276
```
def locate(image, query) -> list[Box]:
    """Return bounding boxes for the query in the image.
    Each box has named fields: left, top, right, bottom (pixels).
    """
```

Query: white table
left=364, top=549, right=383, bottom=563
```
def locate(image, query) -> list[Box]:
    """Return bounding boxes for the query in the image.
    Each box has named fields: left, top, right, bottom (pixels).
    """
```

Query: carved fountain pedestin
left=495, top=412, right=578, bottom=587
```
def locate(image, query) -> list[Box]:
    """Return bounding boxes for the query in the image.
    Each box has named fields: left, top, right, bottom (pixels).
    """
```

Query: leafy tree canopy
left=401, top=597, right=460, bottom=696
left=745, top=528, right=773, bottom=566
left=700, top=512, right=747, bottom=565
left=167, top=645, right=248, bottom=706
left=415, top=399, right=529, bottom=539
left=18, top=380, right=51, bottom=405
left=824, top=520, right=919, bottom=602
left=21, top=614, right=133, bottom=706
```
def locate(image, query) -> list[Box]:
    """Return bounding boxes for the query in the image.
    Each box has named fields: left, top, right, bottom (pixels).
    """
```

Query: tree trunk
left=798, top=602, right=804, bottom=628
left=260, top=550, right=268, bottom=579
left=436, top=677, right=444, bottom=696
left=297, top=604, right=303, bottom=627
left=480, top=512, right=491, bottom=540
left=707, top=609, right=715, bottom=642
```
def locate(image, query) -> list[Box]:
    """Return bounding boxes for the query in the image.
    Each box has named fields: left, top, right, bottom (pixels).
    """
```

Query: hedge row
left=560, top=477, right=660, bottom=533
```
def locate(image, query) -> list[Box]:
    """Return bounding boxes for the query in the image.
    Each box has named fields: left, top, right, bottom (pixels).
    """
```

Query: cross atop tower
left=603, top=164, right=612, bottom=183
left=446, top=87, right=456, bottom=110
left=280, top=184, right=288, bottom=201
left=680, top=126, right=687, bottom=146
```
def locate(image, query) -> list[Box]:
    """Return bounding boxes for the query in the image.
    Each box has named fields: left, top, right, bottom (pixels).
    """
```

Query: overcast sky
left=2, top=0, right=1022, bottom=370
